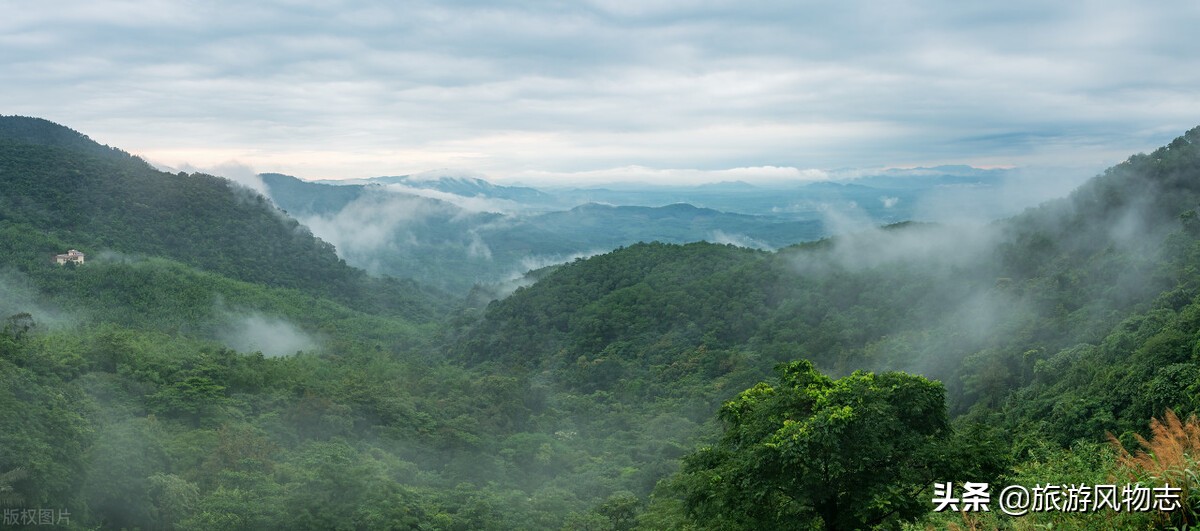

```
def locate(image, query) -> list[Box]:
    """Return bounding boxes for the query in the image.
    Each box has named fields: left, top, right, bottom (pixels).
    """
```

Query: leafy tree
left=676, top=360, right=960, bottom=530
left=2, top=313, right=36, bottom=340
left=148, top=473, right=201, bottom=529
left=0, top=468, right=27, bottom=506
left=149, top=376, right=229, bottom=426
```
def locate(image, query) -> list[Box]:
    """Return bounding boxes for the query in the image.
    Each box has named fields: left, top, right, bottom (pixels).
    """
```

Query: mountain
left=439, top=127, right=1200, bottom=528
left=0, top=116, right=447, bottom=320
left=0, top=119, right=516, bottom=528
left=458, top=126, right=1200, bottom=393
left=266, top=166, right=1062, bottom=297
left=263, top=172, right=516, bottom=292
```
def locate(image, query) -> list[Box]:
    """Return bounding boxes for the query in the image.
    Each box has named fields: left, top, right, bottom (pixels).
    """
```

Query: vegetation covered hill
left=461, top=127, right=1200, bottom=409
left=452, top=127, right=1200, bottom=527
left=0, top=116, right=446, bottom=321
left=4, top=118, right=1200, bottom=529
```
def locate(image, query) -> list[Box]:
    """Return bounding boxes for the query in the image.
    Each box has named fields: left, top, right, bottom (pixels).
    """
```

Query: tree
left=2, top=313, right=36, bottom=340
left=148, top=376, right=229, bottom=426
left=676, top=360, right=960, bottom=530
left=0, top=468, right=27, bottom=506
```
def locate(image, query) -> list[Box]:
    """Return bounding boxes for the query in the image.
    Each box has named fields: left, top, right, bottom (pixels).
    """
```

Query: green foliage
left=149, top=376, right=230, bottom=426
left=0, top=330, right=92, bottom=510
left=674, top=361, right=967, bottom=530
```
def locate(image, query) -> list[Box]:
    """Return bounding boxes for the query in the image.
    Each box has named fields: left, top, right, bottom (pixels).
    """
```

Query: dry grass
left=1110, top=409, right=1200, bottom=527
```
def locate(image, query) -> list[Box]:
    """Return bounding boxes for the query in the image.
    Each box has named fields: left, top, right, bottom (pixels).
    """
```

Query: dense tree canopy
left=677, top=361, right=962, bottom=530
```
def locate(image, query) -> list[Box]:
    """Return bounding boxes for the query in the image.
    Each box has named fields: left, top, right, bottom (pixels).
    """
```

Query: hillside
left=0, top=116, right=447, bottom=321
left=0, top=118, right=566, bottom=529
left=460, top=128, right=1200, bottom=411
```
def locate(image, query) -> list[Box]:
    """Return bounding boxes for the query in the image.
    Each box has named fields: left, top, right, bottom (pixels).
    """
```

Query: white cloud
left=3, top=1, right=1199, bottom=182
left=379, top=183, right=519, bottom=213
left=175, top=160, right=268, bottom=196
left=710, top=230, right=772, bottom=250
left=217, top=311, right=319, bottom=357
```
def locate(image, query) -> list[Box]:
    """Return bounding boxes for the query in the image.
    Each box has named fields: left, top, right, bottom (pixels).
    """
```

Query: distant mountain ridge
left=261, top=162, right=1049, bottom=296
left=304, top=165, right=1038, bottom=223
left=257, top=172, right=825, bottom=292
left=321, top=172, right=556, bottom=206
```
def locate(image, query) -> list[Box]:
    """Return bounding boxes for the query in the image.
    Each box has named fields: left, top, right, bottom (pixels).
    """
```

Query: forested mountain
left=0, top=116, right=445, bottom=321
left=453, top=126, right=1200, bottom=527
left=3, top=118, right=1200, bottom=529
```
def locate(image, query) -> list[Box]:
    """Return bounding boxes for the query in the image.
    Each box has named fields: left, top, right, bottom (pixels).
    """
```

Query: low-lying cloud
left=174, top=161, right=270, bottom=197
left=216, top=311, right=318, bottom=357
left=381, top=183, right=520, bottom=214
left=298, top=191, right=451, bottom=259
left=0, top=270, right=72, bottom=329
left=910, top=166, right=1094, bottom=224
left=710, top=230, right=772, bottom=250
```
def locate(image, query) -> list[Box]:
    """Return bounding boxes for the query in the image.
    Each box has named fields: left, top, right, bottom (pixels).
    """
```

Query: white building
left=55, top=249, right=85, bottom=265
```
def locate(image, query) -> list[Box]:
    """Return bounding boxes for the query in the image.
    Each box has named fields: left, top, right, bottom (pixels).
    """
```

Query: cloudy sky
left=4, top=0, right=1200, bottom=185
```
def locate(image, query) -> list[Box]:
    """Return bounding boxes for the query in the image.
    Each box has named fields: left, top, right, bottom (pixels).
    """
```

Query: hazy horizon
left=160, top=158, right=1101, bottom=192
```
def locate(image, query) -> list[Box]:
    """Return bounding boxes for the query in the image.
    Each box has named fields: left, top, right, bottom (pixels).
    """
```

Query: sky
left=3, top=0, right=1200, bottom=185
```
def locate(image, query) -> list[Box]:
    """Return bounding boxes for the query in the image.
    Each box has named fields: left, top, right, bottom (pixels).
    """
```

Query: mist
left=0, top=270, right=72, bottom=329
left=178, top=161, right=270, bottom=197
left=216, top=310, right=319, bottom=357
left=909, top=166, right=1095, bottom=224
left=775, top=156, right=1185, bottom=414
left=381, top=183, right=521, bottom=214
left=709, top=230, right=772, bottom=250
left=298, top=192, right=447, bottom=260
left=477, top=249, right=612, bottom=300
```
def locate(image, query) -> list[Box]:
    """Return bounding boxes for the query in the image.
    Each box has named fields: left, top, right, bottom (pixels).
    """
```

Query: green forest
left=3, top=115, right=1200, bottom=529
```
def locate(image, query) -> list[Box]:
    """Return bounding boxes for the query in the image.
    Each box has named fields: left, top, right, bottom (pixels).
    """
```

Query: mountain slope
left=441, top=127, right=1200, bottom=528
left=0, top=116, right=447, bottom=320
left=455, top=126, right=1200, bottom=428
